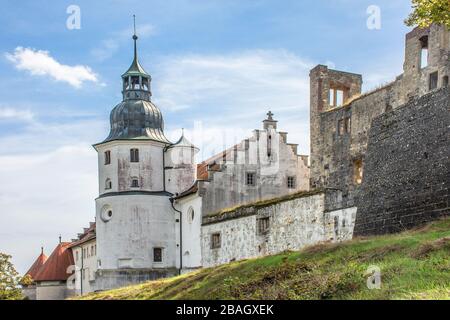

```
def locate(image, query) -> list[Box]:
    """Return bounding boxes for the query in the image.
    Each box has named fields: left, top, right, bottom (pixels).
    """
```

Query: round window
left=101, top=205, right=113, bottom=222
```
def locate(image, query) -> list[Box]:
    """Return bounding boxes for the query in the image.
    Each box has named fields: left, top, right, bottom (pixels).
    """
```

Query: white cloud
left=154, top=49, right=314, bottom=156
left=5, top=47, right=99, bottom=88
left=91, top=24, right=156, bottom=61
left=0, top=107, right=34, bottom=122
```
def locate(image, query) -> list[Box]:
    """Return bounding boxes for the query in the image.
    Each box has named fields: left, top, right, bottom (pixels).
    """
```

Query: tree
left=405, top=0, right=450, bottom=28
left=0, top=253, right=23, bottom=300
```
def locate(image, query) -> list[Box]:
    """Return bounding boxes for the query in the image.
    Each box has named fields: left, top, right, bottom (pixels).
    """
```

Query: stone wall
left=201, top=190, right=356, bottom=267
left=354, top=87, right=449, bottom=235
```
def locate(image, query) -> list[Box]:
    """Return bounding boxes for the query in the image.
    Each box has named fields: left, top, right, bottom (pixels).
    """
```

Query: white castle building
left=22, top=29, right=312, bottom=299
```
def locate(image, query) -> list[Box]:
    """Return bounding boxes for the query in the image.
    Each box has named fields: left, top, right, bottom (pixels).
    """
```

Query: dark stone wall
left=354, top=87, right=449, bottom=236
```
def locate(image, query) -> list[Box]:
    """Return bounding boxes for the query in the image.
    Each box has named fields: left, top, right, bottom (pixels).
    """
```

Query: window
left=105, top=178, right=112, bottom=190
left=246, top=172, right=256, bottom=186
left=329, top=88, right=345, bottom=107
left=131, top=178, right=139, bottom=188
left=287, top=176, right=296, bottom=189
left=443, top=76, right=449, bottom=87
left=76, top=251, right=79, bottom=261
left=420, top=36, right=428, bottom=69
left=257, top=217, right=270, bottom=235
left=211, top=233, right=221, bottom=249
left=334, top=216, right=339, bottom=237
left=188, top=207, right=195, bottom=223
left=338, top=119, right=345, bottom=136
left=130, top=148, right=139, bottom=162
left=345, top=117, right=351, bottom=133
left=353, top=158, right=363, bottom=185
left=429, top=71, right=438, bottom=90
left=131, top=76, right=140, bottom=89
left=153, top=248, right=162, bottom=262
left=104, top=151, right=111, bottom=165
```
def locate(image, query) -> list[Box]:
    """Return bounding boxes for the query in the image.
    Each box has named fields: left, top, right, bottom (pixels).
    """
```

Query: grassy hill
left=78, top=218, right=450, bottom=300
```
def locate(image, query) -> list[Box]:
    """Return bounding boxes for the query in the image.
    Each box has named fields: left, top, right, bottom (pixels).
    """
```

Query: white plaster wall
left=201, top=127, right=310, bottom=215
left=95, top=140, right=166, bottom=195
left=175, top=194, right=202, bottom=270
left=36, top=282, right=75, bottom=300
left=71, top=239, right=97, bottom=295
left=201, top=193, right=357, bottom=268
left=95, top=194, right=177, bottom=271
left=201, top=194, right=328, bottom=267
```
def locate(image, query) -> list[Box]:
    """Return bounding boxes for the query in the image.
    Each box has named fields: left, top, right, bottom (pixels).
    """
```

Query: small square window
left=153, top=248, right=162, bottom=262
left=130, top=149, right=139, bottom=162
left=257, top=217, right=270, bottom=235
left=246, top=172, right=256, bottom=186
left=287, top=176, right=296, bottom=189
left=131, top=179, right=139, bottom=188
left=211, top=233, right=221, bottom=249
left=104, top=151, right=111, bottom=165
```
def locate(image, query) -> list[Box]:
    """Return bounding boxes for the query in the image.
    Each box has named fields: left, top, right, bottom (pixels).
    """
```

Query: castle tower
left=93, top=20, right=179, bottom=290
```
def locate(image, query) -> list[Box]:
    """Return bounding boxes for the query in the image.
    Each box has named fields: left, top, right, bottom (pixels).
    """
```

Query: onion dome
left=99, top=16, right=171, bottom=145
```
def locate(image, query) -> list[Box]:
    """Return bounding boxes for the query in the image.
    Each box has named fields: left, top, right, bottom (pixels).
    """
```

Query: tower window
left=443, top=76, right=449, bottom=87
left=353, top=158, right=363, bottom=185
left=130, top=149, right=139, bottom=162
left=105, top=179, right=112, bottom=190
left=153, top=248, right=163, bottom=262
left=211, top=233, right=221, bottom=249
left=329, top=88, right=345, bottom=107
left=131, top=178, right=139, bottom=188
left=429, top=71, right=438, bottom=90
left=420, top=36, right=428, bottom=69
left=104, top=151, right=111, bottom=165
left=131, top=76, right=140, bottom=89
left=287, top=176, right=296, bottom=189
left=246, top=172, right=256, bottom=186
left=345, top=117, right=351, bottom=133
left=338, top=119, right=345, bottom=136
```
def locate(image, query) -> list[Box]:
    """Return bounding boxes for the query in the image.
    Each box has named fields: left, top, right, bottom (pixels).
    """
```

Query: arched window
left=187, top=207, right=195, bottom=223
left=105, top=178, right=112, bottom=190
left=130, top=148, right=139, bottom=162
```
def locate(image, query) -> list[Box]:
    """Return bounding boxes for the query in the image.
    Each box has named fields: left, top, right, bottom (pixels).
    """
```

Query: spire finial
left=58, top=235, right=62, bottom=244
left=133, top=14, right=137, bottom=37
left=181, top=128, right=185, bottom=136
left=267, top=110, right=274, bottom=120
left=41, top=247, right=44, bottom=254
left=132, top=15, right=138, bottom=61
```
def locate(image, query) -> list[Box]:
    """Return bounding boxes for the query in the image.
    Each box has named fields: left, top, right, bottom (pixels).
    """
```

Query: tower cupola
left=121, top=15, right=152, bottom=102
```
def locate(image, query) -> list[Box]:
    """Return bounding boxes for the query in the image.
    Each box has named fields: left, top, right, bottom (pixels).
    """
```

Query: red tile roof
left=69, top=222, right=96, bottom=248
left=25, top=251, right=48, bottom=280
left=196, top=143, right=239, bottom=180
left=34, top=242, right=74, bottom=282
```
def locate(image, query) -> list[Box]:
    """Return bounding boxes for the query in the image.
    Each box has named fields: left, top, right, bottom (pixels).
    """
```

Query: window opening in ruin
left=338, top=119, right=345, bottom=136
left=246, top=172, right=256, bottom=186
left=353, top=158, right=363, bottom=185
left=267, top=135, right=272, bottom=157
left=345, top=117, right=351, bottom=133
left=153, top=247, right=162, bottom=262
left=130, top=148, right=139, bottom=162
left=420, top=36, right=428, bottom=69
left=104, top=151, right=111, bottom=165
left=329, top=88, right=345, bottom=107
left=443, top=76, right=449, bottom=87
left=429, top=71, right=438, bottom=90
left=105, top=178, right=112, bottom=190
left=287, top=176, right=296, bottom=189
left=211, top=233, right=221, bottom=249
left=257, top=217, right=270, bottom=235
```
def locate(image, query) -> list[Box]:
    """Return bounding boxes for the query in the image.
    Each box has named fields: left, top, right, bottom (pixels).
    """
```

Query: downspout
left=80, top=247, right=84, bottom=296
left=170, top=198, right=183, bottom=275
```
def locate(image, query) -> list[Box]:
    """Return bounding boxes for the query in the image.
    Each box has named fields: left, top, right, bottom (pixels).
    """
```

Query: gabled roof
left=25, top=250, right=48, bottom=280
left=69, top=222, right=96, bottom=248
left=34, top=243, right=74, bottom=282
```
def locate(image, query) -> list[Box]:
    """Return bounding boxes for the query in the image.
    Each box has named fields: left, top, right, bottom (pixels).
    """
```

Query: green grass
left=77, top=218, right=450, bottom=300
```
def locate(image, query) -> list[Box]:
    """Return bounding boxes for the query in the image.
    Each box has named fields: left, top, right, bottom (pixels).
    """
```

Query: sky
left=0, top=0, right=413, bottom=274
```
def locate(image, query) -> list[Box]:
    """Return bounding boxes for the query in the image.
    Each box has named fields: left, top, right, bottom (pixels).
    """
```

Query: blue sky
left=0, top=0, right=413, bottom=273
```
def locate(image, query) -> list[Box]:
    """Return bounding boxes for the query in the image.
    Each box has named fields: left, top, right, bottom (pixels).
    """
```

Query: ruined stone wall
left=354, top=87, right=449, bottom=235
left=201, top=191, right=356, bottom=267
left=309, top=24, right=449, bottom=208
